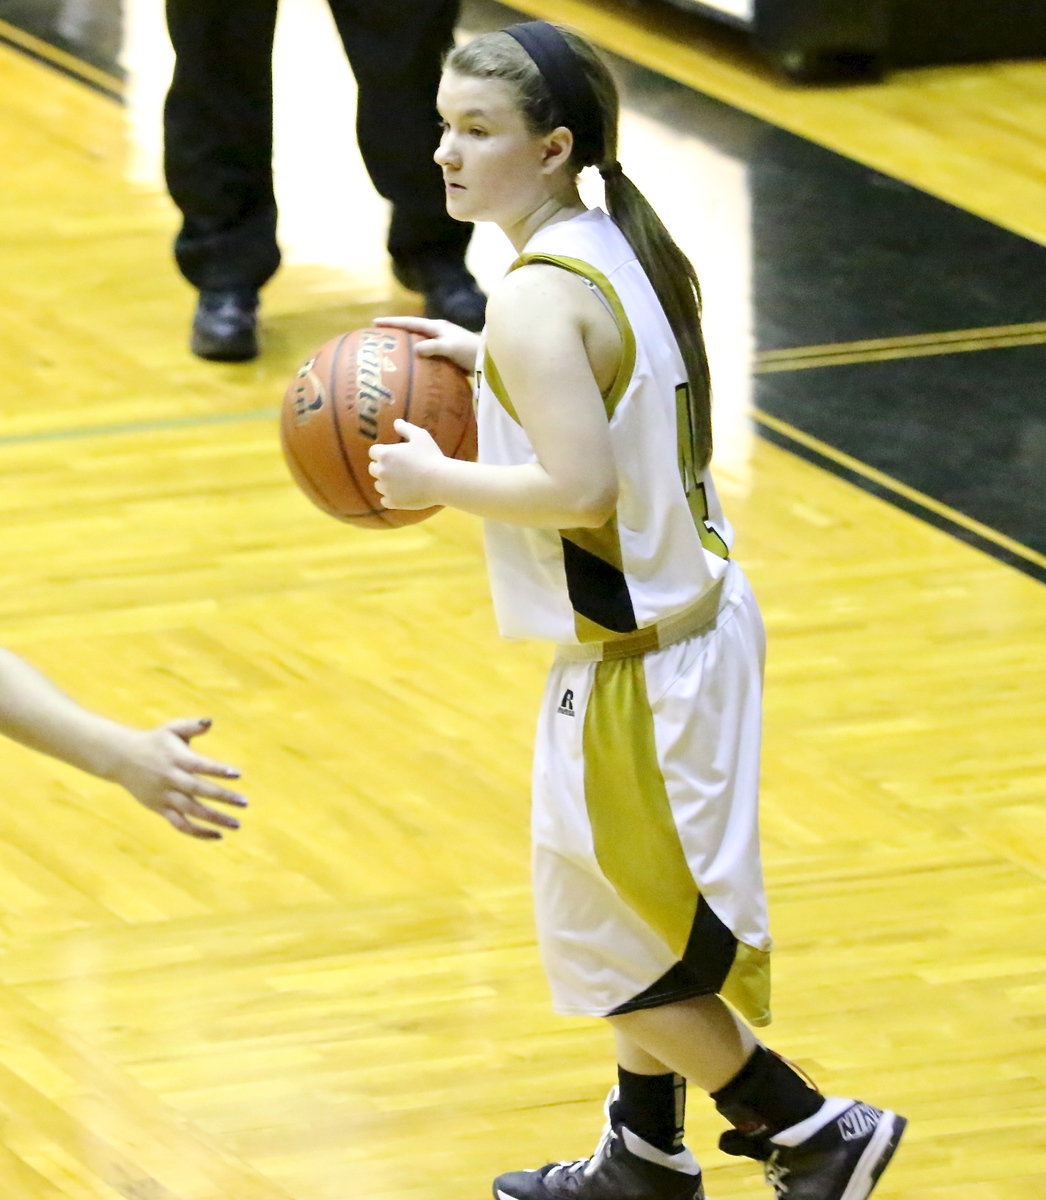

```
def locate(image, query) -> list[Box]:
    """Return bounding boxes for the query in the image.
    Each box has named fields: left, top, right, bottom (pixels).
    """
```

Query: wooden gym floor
left=0, top=1, right=1043, bottom=1197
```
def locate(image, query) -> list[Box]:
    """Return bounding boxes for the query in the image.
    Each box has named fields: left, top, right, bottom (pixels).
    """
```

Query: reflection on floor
left=1, top=6, right=1044, bottom=1200
left=0, top=0, right=1043, bottom=574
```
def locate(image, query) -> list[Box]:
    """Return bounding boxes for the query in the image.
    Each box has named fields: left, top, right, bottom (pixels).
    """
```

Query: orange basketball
left=279, top=326, right=477, bottom=529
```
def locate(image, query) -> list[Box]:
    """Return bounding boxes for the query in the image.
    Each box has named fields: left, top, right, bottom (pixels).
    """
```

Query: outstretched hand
left=106, top=717, right=246, bottom=840
left=372, top=315, right=480, bottom=375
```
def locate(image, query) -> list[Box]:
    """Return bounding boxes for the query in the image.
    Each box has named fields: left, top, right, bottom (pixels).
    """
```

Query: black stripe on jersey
left=608, top=897, right=738, bottom=1015
left=561, top=534, right=638, bottom=634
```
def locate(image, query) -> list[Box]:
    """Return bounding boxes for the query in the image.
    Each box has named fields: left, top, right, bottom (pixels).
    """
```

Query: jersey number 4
left=676, top=383, right=729, bottom=559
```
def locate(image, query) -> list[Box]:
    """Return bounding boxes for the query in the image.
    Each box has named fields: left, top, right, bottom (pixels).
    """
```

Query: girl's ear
left=541, top=125, right=575, bottom=174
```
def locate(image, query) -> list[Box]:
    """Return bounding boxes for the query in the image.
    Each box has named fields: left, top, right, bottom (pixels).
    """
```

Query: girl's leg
left=610, top=997, right=908, bottom=1200
left=611, top=996, right=824, bottom=1137
left=495, top=999, right=904, bottom=1200
left=612, top=1029, right=687, bottom=1154
left=611, top=994, right=757, bottom=1095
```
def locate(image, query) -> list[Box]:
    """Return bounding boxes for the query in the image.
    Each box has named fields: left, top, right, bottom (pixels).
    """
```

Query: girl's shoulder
left=491, top=257, right=597, bottom=315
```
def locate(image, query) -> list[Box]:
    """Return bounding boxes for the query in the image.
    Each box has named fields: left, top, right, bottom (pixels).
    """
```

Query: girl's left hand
left=372, top=316, right=480, bottom=376
left=368, top=419, right=446, bottom=510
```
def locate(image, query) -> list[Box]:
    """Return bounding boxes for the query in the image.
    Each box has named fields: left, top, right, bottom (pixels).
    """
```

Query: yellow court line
left=757, top=321, right=1046, bottom=371
left=758, top=328, right=1046, bottom=369
left=754, top=409, right=1046, bottom=570
left=0, top=16, right=124, bottom=95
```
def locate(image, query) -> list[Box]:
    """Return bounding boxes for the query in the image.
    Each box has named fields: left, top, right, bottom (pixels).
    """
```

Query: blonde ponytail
left=599, top=164, right=713, bottom=470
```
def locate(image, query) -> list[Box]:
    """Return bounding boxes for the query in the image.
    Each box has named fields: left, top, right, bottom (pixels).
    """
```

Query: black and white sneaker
left=493, top=1093, right=705, bottom=1200
left=719, top=1098, right=906, bottom=1200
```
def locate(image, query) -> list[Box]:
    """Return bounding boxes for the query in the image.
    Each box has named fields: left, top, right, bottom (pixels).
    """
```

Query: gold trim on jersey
left=563, top=525, right=624, bottom=572
left=560, top=529, right=638, bottom=639
left=508, top=252, right=638, bottom=418
left=480, top=349, right=519, bottom=424
left=573, top=608, right=628, bottom=643
left=481, top=253, right=637, bottom=429
left=501, top=252, right=643, bottom=641
left=556, top=578, right=723, bottom=662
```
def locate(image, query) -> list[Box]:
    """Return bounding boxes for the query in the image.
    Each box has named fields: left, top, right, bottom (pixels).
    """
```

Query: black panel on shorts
left=609, top=897, right=738, bottom=1015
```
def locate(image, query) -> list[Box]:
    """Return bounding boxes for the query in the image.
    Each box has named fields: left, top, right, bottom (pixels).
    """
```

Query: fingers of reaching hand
left=164, top=804, right=223, bottom=840
left=168, top=715, right=214, bottom=742
left=185, top=750, right=242, bottom=785
left=162, top=793, right=238, bottom=838
left=168, top=718, right=239, bottom=775
left=162, top=763, right=247, bottom=839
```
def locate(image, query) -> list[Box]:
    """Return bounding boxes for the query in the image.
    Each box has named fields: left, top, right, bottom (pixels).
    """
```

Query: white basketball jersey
left=478, top=207, right=734, bottom=645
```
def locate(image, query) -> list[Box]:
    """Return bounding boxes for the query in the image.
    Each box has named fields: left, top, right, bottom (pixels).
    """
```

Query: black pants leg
left=163, top=0, right=281, bottom=291
left=326, top=0, right=473, bottom=271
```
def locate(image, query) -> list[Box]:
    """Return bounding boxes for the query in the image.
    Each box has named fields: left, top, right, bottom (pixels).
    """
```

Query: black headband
left=503, top=21, right=604, bottom=166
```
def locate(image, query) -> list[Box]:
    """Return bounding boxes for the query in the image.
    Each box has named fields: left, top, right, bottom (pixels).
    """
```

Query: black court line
left=755, top=411, right=1046, bottom=582
left=758, top=417, right=1044, bottom=581
left=0, top=16, right=123, bottom=101
left=755, top=340, right=1046, bottom=570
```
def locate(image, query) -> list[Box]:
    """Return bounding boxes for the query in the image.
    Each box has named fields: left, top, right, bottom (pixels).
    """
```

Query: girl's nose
left=434, top=130, right=457, bottom=169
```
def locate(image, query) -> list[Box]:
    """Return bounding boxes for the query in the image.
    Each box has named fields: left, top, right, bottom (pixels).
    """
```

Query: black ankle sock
left=612, top=1068, right=686, bottom=1154
left=711, top=1046, right=824, bottom=1137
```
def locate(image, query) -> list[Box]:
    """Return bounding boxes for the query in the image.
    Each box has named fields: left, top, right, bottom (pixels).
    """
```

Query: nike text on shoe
left=719, top=1097, right=907, bottom=1200
left=493, top=1117, right=705, bottom=1200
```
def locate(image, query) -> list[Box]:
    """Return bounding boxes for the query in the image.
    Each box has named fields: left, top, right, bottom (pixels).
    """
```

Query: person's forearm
left=0, top=649, right=124, bottom=779
left=428, top=457, right=616, bottom=529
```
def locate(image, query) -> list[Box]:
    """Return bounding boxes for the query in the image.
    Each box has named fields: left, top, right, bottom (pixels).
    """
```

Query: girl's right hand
left=372, top=315, right=481, bottom=375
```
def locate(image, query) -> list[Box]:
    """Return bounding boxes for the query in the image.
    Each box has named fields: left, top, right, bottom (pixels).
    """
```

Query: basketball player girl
left=368, top=21, right=904, bottom=1200
left=0, top=646, right=245, bottom=839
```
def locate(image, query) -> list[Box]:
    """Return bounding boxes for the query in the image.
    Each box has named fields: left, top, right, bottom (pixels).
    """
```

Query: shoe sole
left=841, top=1111, right=907, bottom=1200
left=494, top=1184, right=705, bottom=1200
left=190, top=340, right=259, bottom=363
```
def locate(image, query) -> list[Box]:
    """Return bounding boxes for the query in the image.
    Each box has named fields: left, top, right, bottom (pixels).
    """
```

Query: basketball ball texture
left=280, top=327, right=477, bottom=529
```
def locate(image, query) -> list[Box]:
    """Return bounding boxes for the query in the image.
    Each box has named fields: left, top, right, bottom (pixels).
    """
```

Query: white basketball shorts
left=531, top=562, right=772, bottom=1025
